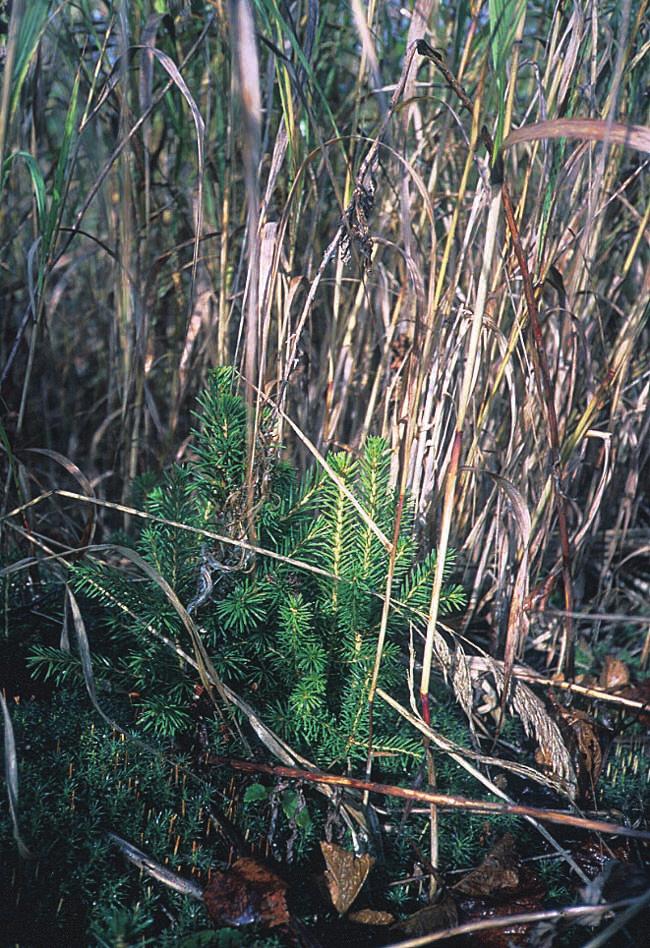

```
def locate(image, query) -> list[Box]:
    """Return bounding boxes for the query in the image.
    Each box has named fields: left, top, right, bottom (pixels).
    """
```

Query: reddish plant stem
left=500, top=185, right=574, bottom=678
left=420, top=692, right=431, bottom=727
left=208, top=755, right=650, bottom=840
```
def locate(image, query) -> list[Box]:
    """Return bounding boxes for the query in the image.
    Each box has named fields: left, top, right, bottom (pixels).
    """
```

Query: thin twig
left=207, top=755, right=650, bottom=841
left=386, top=896, right=646, bottom=948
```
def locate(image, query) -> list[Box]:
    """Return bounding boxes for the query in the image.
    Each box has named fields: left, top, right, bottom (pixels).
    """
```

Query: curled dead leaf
left=599, top=656, right=630, bottom=692
left=203, top=857, right=289, bottom=928
left=320, top=841, right=374, bottom=915
left=571, top=716, right=604, bottom=791
left=392, top=893, right=459, bottom=938
left=451, top=836, right=546, bottom=947
left=452, top=834, right=520, bottom=897
left=348, top=908, right=395, bottom=925
left=549, top=697, right=606, bottom=801
left=455, top=895, right=547, bottom=948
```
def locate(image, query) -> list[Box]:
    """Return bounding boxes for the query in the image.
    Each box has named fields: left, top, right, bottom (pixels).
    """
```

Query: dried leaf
left=380, top=684, right=575, bottom=798
left=452, top=836, right=546, bottom=947
left=203, top=857, right=289, bottom=928
left=571, top=837, right=632, bottom=878
left=599, top=656, right=630, bottom=692
left=573, top=716, right=604, bottom=790
left=486, top=662, right=577, bottom=797
left=455, top=896, right=546, bottom=948
left=320, top=841, right=374, bottom=914
left=429, top=651, right=576, bottom=797
left=550, top=698, right=605, bottom=800
left=348, top=908, right=395, bottom=925
left=392, top=894, right=458, bottom=937
left=452, top=643, right=474, bottom=726
left=503, top=117, right=650, bottom=154
left=452, top=834, right=520, bottom=896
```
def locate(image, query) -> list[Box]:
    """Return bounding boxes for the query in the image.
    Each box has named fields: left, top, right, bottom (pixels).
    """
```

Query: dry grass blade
left=502, top=117, right=650, bottom=153
left=377, top=686, right=584, bottom=881
left=68, top=556, right=241, bottom=761
left=484, top=662, right=576, bottom=795
left=280, top=41, right=420, bottom=398
left=24, top=448, right=96, bottom=547
left=143, top=46, right=205, bottom=294
left=0, top=692, right=31, bottom=859
left=66, top=586, right=123, bottom=734
left=378, top=686, right=575, bottom=800
left=482, top=472, right=531, bottom=722
left=2, top=1, right=649, bottom=935
left=1, top=492, right=339, bottom=582
left=420, top=173, right=501, bottom=720
left=55, top=16, right=214, bottom=268
left=500, top=181, right=576, bottom=676
left=14, top=527, right=372, bottom=835
left=107, top=833, right=203, bottom=900
left=251, top=383, right=393, bottom=550
left=508, top=660, right=650, bottom=712
left=229, top=0, right=262, bottom=537
left=108, top=546, right=225, bottom=711
left=77, top=565, right=371, bottom=836
left=349, top=0, right=386, bottom=117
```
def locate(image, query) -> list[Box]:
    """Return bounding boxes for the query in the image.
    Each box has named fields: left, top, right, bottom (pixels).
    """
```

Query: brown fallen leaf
left=320, top=841, right=374, bottom=914
left=454, top=895, right=547, bottom=948
left=451, top=836, right=546, bottom=947
left=203, top=857, right=289, bottom=928
left=548, top=695, right=606, bottom=801
left=572, top=713, right=604, bottom=800
left=599, top=656, right=630, bottom=692
left=348, top=908, right=395, bottom=925
left=452, top=833, right=520, bottom=896
left=572, top=837, right=632, bottom=878
left=391, top=893, right=459, bottom=938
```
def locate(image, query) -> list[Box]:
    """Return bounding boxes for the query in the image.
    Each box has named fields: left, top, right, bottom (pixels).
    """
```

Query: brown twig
left=208, top=755, right=650, bottom=840
left=386, top=895, right=648, bottom=948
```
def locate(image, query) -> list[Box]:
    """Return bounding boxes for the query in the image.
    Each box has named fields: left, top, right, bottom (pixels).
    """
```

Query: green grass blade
left=9, top=0, right=51, bottom=120
left=2, top=150, right=46, bottom=229
left=488, top=0, right=525, bottom=153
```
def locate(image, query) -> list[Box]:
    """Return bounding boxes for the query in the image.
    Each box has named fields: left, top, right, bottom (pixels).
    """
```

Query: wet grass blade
left=0, top=692, right=32, bottom=859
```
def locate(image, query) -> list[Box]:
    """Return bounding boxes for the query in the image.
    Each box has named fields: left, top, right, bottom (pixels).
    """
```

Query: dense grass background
left=1, top=0, right=649, bottom=942
left=2, top=0, right=648, bottom=667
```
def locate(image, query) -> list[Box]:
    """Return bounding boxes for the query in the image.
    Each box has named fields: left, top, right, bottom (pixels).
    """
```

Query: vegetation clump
left=2, top=0, right=649, bottom=944
left=2, top=369, right=470, bottom=942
